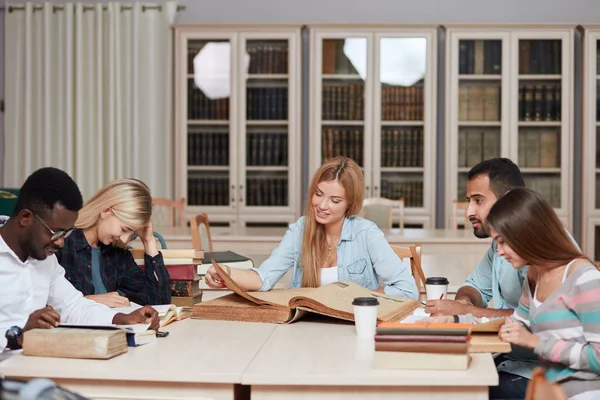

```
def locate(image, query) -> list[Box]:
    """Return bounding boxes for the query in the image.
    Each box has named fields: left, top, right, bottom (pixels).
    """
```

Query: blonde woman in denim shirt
left=205, top=156, right=418, bottom=299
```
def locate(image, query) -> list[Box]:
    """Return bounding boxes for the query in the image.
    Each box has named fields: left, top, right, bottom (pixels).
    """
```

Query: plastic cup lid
left=352, top=297, right=379, bottom=306
left=425, top=276, right=449, bottom=285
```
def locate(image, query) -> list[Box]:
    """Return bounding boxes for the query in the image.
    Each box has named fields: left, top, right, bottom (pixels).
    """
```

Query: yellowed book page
left=471, top=317, right=505, bottom=333
left=289, top=281, right=418, bottom=322
left=249, top=287, right=314, bottom=308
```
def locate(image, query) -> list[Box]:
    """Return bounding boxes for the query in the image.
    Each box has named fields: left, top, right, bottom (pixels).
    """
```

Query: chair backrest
left=190, top=213, right=214, bottom=252
left=391, top=244, right=426, bottom=299
left=152, top=197, right=186, bottom=228
left=525, top=368, right=568, bottom=400
left=360, top=197, right=405, bottom=230
left=451, top=200, right=470, bottom=230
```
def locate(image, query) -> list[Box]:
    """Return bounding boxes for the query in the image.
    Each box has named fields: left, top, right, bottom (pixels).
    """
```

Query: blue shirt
left=90, top=247, right=108, bottom=295
left=250, top=216, right=418, bottom=299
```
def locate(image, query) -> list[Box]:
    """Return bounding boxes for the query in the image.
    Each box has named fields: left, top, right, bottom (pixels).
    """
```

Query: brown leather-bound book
left=374, top=334, right=469, bottom=343
left=192, top=261, right=418, bottom=324
left=375, top=341, right=469, bottom=354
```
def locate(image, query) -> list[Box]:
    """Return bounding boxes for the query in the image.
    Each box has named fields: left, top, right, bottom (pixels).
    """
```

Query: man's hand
left=113, top=305, right=159, bottom=331
left=424, top=299, right=471, bottom=316
left=86, top=292, right=131, bottom=308
left=23, top=306, right=61, bottom=331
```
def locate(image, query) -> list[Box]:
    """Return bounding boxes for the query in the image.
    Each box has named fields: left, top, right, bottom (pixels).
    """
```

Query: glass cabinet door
left=454, top=37, right=505, bottom=203
left=186, top=38, right=234, bottom=211
left=319, top=37, right=368, bottom=169
left=376, top=37, right=427, bottom=208
left=242, top=38, right=291, bottom=210
left=516, top=38, right=563, bottom=209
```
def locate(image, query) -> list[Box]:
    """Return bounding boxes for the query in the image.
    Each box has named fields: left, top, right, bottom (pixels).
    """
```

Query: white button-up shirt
left=0, top=232, right=117, bottom=350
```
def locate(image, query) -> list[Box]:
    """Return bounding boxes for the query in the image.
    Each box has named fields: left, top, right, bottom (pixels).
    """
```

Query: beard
left=470, top=217, right=490, bottom=239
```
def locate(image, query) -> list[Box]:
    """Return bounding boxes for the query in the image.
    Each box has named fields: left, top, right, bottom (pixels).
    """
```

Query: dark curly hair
left=13, top=167, right=83, bottom=216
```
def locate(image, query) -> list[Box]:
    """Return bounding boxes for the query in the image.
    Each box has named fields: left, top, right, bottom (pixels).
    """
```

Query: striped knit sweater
left=512, top=262, right=600, bottom=399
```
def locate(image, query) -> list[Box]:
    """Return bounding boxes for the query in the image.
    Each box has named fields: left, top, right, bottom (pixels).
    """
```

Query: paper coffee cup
left=425, top=277, right=449, bottom=300
left=352, top=297, right=379, bottom=338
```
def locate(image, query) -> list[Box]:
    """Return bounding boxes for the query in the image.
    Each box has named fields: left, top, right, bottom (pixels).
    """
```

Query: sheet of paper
left=111, top=302, right=142, bottom=314
left=399, top=307, right=430, bottom=323
left=151, top=304, right=175, bottom=316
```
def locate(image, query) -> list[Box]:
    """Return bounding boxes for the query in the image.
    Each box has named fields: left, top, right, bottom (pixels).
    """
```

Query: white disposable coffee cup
left=425, top=277, right=449, bottom=301
left=352, top=297, right=379, bottom=338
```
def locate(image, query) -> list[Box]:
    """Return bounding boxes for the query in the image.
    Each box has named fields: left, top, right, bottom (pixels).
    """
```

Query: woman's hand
left=499, top=321, right=539, bottom=349
left=86, top=292, right=131, bottom=308
left=135, top=222, right=158, bottom=257
left=204, top=265, right=229, bottom=289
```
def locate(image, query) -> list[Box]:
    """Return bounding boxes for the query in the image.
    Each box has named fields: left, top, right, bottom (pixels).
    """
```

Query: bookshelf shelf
left=518, top=75, right=562, bottom=80
left=322, top=74, right=363, bottom=80
left=520, top=167, right=561, bottom=174
left=175, top=28, right=301, bottom=227
left=380, top=121, right=424, bottom=126
left=380, top=167, right=425, bottom=173
left=447, top=29, right=572, bottom=228
left=311, top=29, right=437, bottom=227
left=458, top=74, right=502, bottom=80
left=246, top=120, right=289, bottom=126
left=458, top=121, right=502, bottom=127
left=518, top=121, right=562, bottom=127
left=246, top=74, right=289, bottom=79
left=321, top=120, right=365, bottom=126
left=188, top=120, right=230, bottom=125
left=187, top=166, right=230, bottom=172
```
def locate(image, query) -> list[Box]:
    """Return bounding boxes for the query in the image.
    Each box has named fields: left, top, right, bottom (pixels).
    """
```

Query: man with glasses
left=0, top=167, right=159, bottom=351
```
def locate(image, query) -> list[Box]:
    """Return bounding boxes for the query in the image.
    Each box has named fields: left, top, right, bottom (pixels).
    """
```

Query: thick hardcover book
left=192, top=261, right=418, bottom=324
left=197, top=251, right=254, bottom=275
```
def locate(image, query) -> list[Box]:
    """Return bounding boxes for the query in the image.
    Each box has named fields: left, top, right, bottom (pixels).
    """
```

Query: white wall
left=174, top=0, right=600, bottom=25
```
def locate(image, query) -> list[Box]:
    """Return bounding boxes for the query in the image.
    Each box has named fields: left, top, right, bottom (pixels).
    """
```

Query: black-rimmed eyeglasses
left=32, top=211, right=74, bottom=242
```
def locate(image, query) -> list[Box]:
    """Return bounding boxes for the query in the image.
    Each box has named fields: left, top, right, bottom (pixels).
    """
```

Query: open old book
left=192, top=261, right=419, bottom=324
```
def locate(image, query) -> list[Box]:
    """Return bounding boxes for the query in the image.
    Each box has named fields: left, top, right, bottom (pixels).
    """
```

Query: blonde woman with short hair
left=204, top=156, right=418, bottom=299
left=56, top=179, right=171, bottom=307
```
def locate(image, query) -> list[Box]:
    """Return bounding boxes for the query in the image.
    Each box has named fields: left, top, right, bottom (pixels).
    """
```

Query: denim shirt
left=250, top=216, right=418, bottom=299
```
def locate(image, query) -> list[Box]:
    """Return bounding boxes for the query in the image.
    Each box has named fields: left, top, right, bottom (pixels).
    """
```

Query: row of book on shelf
left=187, top=43, right=289, bottom=75
left=187, top=132, right=289, bottom=167
left=381, top=85, right=425, bottom=121
left=458, top=173, right=561, bottom=208
left=321, top=128, right=424, bottom=169
left=518, top=40, right=562, bottom=75
left=380, top=179, right=423, bottom=208
left=458, top=40, right=502, bottom=75
left=187, top=177, right=289, bottom=207
left=518, top=84, right=562, bottom=122
left=458, top=84, right=500, bottom=122
left=322, top=84, right=365, bottom=121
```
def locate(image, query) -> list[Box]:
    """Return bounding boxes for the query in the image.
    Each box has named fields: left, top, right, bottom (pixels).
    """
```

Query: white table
left=243, top=320, right=499, bottom=400
left=0, top=319, right=277, bottom=400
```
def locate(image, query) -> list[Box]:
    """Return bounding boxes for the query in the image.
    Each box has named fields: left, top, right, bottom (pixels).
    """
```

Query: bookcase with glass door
left=174, top=27, right=301, bottom=227
left=582, top=27, right=600, bottom=261
left=309, top=27, right=437, bottom=228
left=445, top=27, right=573, bottom=229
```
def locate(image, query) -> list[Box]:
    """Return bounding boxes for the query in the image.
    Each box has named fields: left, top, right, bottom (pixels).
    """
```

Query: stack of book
left=131, top=249, right=205, bottom=307
left=197, top=251, right=254, bottom=302
left=373, top=322, right=472, bottom=370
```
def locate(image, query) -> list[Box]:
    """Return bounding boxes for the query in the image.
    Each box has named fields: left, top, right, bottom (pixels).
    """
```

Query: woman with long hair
left=56, top=178, right=171, bottom=307
left=486, top=188, right=600, bottom=399
left=204, top=156, right=417, bottom=299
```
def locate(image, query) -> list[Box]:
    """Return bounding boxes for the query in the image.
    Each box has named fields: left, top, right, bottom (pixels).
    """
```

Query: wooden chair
left=525, top=368, right=568, bottom=400
left=360, top=197, right=405, bottom=230
left=391, top=244, right=427, bottom=299
left=152, top=197, right=186, bottom=228
left=190, top=213, right=214, bottom=252
left=451, top=200, right=470, bottom=230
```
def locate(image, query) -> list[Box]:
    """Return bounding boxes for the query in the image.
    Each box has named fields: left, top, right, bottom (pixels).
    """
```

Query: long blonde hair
left=300, top=157, right=364, bottom=287
left=76, top=179, right=153, bottom=234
